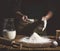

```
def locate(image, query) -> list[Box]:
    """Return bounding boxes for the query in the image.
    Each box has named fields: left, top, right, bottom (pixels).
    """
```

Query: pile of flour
left=19, top=32, right=52, bottom=44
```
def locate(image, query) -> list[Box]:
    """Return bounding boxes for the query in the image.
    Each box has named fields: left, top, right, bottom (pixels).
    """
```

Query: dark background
left=0, top=0, right=60, bottom=36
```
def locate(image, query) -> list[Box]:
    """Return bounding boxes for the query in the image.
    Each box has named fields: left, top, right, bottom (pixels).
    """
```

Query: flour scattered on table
left=19, top=32, right=52, bottom=44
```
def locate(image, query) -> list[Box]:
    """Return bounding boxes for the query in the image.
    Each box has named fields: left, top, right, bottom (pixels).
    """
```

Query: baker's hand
left=22, top=15, right=29, bottom=22
left=45, top=11, right=53, bottom=20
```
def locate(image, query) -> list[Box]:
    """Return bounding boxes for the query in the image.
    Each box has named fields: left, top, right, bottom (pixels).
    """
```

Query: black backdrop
left=0, top=0, right=60, bottom=36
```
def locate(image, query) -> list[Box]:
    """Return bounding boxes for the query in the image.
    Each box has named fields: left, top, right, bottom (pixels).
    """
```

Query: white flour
left=19, top=32, right=52, bottom=44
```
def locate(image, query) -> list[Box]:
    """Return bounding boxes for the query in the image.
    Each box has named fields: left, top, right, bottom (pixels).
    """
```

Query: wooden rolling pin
left=0, top=37, right=20, bottom=47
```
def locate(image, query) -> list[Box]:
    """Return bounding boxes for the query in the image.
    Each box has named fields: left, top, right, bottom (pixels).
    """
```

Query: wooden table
left=0, top=35, right=60, bottom=51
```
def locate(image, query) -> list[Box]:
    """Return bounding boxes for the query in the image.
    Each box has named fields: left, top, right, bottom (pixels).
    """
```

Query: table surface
left=0, top=35, right=60, bottom=51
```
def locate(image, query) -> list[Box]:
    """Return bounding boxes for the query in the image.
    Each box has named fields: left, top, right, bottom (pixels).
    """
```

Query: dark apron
left=16, top=19, right=46, bottom=36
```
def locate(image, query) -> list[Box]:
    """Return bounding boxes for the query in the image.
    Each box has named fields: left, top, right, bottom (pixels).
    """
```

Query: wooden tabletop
left=0, top=35, right=60, bottom=51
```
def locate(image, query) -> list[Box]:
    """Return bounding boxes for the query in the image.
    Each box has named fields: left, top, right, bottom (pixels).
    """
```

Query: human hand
left=22, top=15, right=29, bottom=22
left=45, top=11, right=53, bottom=20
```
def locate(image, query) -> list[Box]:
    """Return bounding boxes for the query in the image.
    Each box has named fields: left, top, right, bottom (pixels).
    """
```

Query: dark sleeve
left=16, top=19, right=43, bottom=36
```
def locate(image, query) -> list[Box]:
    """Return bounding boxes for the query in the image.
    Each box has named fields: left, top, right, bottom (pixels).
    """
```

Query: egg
left=59, top=36, right=60, bottom=40
left=53, top=41, right=58, bottom=47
